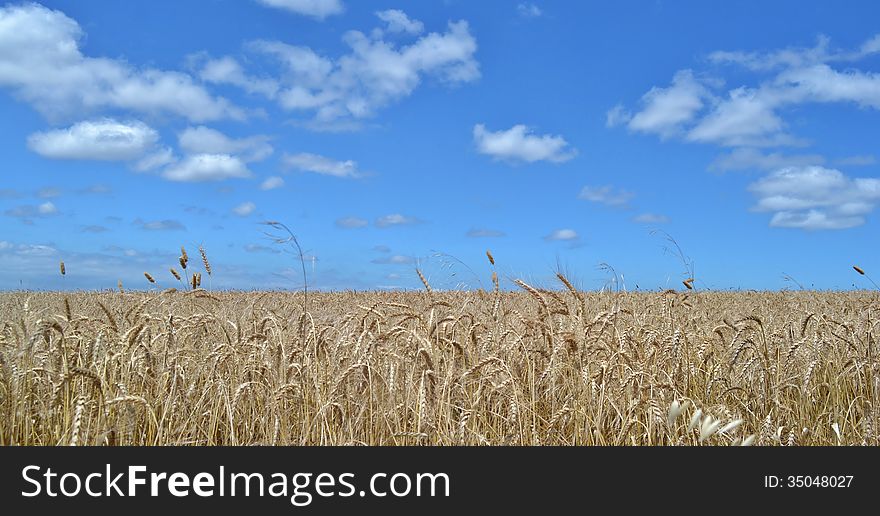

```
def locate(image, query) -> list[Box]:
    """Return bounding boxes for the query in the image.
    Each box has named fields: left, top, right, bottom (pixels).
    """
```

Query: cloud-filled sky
left=1, top=0, right=878, bottom=291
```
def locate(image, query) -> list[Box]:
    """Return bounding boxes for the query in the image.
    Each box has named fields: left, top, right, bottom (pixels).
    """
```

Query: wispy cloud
left=232, top=201, right=256, bottom=217
left=178, top=126, right=273, bottom=162
left=474, top=124, right=576, bottom=163
left=254, top=0, right=344, bottom=19
left=544, top=228, right=578, bottom=241
left=260, top=176, right=285, bottom=190
left=336, top=216, right=369, bottom=229
left=632, top=213, right=670, bottom=224
left=517, top=3, right=543, bottom=18
left=709, top=148, right=825, bottom=172
left=283, top=153, right=360, bottom=178
left=578, top=185, right=634, bottom=207
left=162, top=154, right=252, bottom=182
left=376, top=214, right=421, bottom=228
left=4, top=202, right=58, bottom=224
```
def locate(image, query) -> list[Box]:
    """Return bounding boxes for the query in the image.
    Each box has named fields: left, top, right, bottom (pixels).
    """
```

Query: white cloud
left=198, top=56, right=279, bottom=98
left=633, top=213, right=670, bottom=224
left=283, top=152, right=359, bottom=178
left=376, top=9, right=424, bottom=34
left=134, top=148, right=176, bottom=172
left=376, top=214, right=420, bottom=228
left=627, top=70, right=710, bottom=138
left=749, top=166, right=880, bottom=230
left=0, top=4, right=244, bottom=121
left=578, top=185, right=634, bottom=207
left=260, top=176, right=285, bottom=190
left=38, top=202, right=57, bottom=215
left=336, top=216, right=368, bottom=228
left=233, top=202, right=256, bottom=217
left=544, top=229, right=578, bottom=241
left=709, top=148, right=825, bottom=172
left=27, top=119, right=158, bottom=161
left=686, top=87, right=788, bottom=146
left=254, top=0, right=344, bottom=19
left=162, top=154, right=252, bottom=182
left=473, top=124, right=576, bottom=163
left=605, top=104, right=632, bottom=127
left=517, top=3, right=543, bottom=18
left=244, top=16, right=478, bottom=125
left=178, top=126, right=273, bottom=162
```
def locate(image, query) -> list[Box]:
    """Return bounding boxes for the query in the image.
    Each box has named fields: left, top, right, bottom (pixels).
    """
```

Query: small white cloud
left=336, top=216, right=368, bottom=228
left=260, top=176, right=285, bottom=190
left=578, top=185, right=634, bottom=207
left=473, top=124, right=576, bottom=163
left=178, top=126, right=273, bottom=162
left=38, top=202, right=57, bottom=215
left=283, top=152, right=359, bottom=178
left=544, top=229, right=578, bottom=241
left=27, top=119, right=158, bottom=161
left=376, top=9, right=424, bottom=34
left=162, top=154, right=251, bottom=182
left=376, top=214, right=420, bottom=228
left=749, top=166, right=880, bottom=230
left=633, top=213, right=670, bottom=224
left=233, top=202, right=256, bottom=217
left=517, top=3, right=543, bottom=18
left=254, top=0, right=344, bottom=19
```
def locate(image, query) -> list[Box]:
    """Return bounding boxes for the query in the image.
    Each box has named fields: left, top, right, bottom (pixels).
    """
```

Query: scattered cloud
left=4, top=202, right=58, bottom=223
left=162, top=154, right=252, bottom=182
left=371, top=254, right=415, bottom=265
left=0, top=4, right=244, bottom=121
left=544, top=228, right=578, bottom=241
left=134, top=148, right=176, bottom=172
left=254, top=0, right=344, bottom=19
left=466, top=228, right=506, bottom=238
left=27, top=119, right=158, bottom=161
left=178, top=126, right=273, bottom=162
left=749, top=166, right=880, bottom=230
left=260, top=176, right=285, bottom=190
left=373, top=245, right=391, bottom=253
left=336, top=216, right=368, bottom=229
left=709, top=148, right=825, bottom=172
left=578, top=185, right=634, bottom=207
left=633, top=213, right=670, bottom=224
left=232, top=201, right=256, bottom=217
left=237, top=14, right=478, bottom=126
left=517, top=3, right=543, bottom=18
left=283, top=152, right=360, bottom=178
left=375, top=214, right=420, bottom=228
left=473, top=124, right=576, bottom=163
left=376, top=9, right=424, bottom=34
left=134, top=219, right=186, bottom=231
left=81, top=184, right=112, bottom=195
left=197, top=55, right=279, bottom=98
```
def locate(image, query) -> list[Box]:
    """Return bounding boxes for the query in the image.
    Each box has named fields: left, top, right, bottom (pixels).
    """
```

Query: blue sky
left=1, top=0, right=879, bottom=291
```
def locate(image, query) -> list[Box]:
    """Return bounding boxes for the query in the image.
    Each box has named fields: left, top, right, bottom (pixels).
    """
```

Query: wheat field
left=1, top=279, right=877, bottom=446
